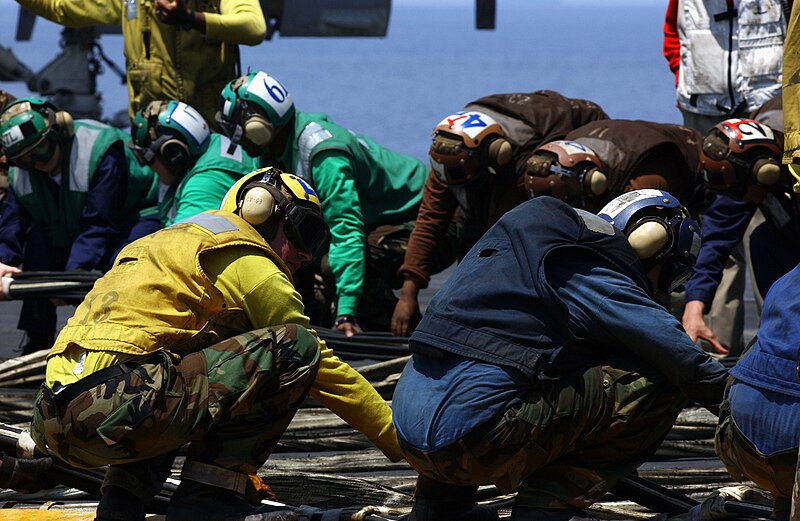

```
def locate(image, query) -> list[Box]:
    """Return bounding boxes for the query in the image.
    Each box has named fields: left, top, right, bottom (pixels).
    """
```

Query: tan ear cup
left=240, top=186, right=276, bottom=226
left=583, top=169, right=608, bottom=196
left=628, top=220, right=669, bottom=260
left=54, top=111, right=74, bottom=139
left=488, top=138, right=512, bottom=167
left=243, top=114, right=274, bottom=147
left=752, top=158, right=781, bottom=186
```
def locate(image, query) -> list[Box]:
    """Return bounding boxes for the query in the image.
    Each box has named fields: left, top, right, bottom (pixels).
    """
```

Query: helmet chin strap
left=227, top=124, right=244, bottom=155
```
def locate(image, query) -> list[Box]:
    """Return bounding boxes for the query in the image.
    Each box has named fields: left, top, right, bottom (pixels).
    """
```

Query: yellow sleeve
left=204, top=0, right=266, bottom=45
left=206, top=247, right=404, bottom=462
left=17, top=0, right=121, bottom=27
left=785, top=5, right=800, bottom=163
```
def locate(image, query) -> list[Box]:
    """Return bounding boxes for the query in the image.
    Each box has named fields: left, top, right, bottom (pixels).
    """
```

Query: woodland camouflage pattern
left=32, top=324, right=319, bottom=472
left=400, top=358, right=686, bottom=509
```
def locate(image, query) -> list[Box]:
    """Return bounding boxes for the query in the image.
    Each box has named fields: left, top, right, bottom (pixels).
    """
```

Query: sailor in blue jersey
left=715, top=263, right=800, bottom=521
left=392, top=189, right=727, bottom=521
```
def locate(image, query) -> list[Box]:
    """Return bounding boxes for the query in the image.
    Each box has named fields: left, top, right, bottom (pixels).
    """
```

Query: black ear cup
left=243, top=113, right=274, bottom=147
left=240, top=186, right=277, bottom=226
left=159, top=138, right=191, bottom=171
left=487, top=138, right=512, bottom=168
left=627, top=220, right=669, bottom=260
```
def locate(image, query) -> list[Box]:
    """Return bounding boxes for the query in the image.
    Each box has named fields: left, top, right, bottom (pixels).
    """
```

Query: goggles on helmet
left=8, top=134, right=56, bottom=169
left=281, top=201, right=329, bottom=255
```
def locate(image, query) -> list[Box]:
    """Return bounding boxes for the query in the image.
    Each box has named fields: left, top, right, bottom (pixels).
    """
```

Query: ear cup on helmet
left=240, top=186, right=277, bottom=226
left=243, top=113, right=274, bottom=147
left=487, top=138, right=512, bottom=168
left=584, top=169, right=608, bottom=196
left=159, top=138, right=190, bottom=171
left=752, top=158, right=781, bottom=186
left=54, top=110, right=74, bottom=140
left=627, top=220, right=669, bottom=260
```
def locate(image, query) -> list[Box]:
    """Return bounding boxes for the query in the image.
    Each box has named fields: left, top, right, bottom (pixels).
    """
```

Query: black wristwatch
left=334, top=315, right=357, bottom=328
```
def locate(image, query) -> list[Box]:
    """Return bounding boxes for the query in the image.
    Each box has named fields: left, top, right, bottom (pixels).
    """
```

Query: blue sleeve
left=547, top=251, right=728, bottom=407
left=683, top=195, right=756, bottom=308
left=65, top=144, right=127, bottom=271
left=0, top=188, right=31, bottom=266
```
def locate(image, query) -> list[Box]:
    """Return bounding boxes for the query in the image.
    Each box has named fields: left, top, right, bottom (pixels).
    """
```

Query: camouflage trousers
left=715, top=380, right=796, bottom=516
left=31, top=324, right=320, bottom=474
left=399, top=357, right=686, bottom=509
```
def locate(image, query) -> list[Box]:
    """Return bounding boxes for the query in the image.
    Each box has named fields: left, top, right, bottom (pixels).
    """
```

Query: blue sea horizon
left=0, top=0, right=680, bottom=161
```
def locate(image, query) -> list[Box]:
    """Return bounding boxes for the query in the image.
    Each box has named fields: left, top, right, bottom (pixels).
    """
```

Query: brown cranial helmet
left=429, top=111, right=512, bottom=185
left=525, top=140, right=607, bottom=206
left=701, top=118, right=782, bottom=198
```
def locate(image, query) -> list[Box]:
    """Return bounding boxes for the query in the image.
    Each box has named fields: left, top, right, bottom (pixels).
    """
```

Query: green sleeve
left=172, top=170, right=239, bottom=225
left=311, top=150, right=366, bottom=317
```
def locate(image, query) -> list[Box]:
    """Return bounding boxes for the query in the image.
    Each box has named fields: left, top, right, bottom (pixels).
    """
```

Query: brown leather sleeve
left=398, top=171, right=459, bottom=287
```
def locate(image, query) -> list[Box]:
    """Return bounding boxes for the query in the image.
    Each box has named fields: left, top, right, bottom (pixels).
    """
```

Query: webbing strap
left=181, top=460, right=248, bottom=495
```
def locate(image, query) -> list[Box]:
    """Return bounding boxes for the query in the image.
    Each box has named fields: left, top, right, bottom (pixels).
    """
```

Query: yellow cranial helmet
left=220, top=167, right=327, bottom=253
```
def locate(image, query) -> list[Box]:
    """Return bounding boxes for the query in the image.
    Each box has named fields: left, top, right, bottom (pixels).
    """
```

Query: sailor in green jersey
left=0, top=97, right=160, bottom=354
left=217, top=71, right=431, bottom=335
left=130, top=100, right=258, bottom=226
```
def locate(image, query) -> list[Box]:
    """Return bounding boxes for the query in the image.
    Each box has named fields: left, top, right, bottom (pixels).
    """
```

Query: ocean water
left=0, top=0, right=680, bottom=161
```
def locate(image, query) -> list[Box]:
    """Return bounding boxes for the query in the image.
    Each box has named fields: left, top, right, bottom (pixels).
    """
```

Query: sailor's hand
left=0, top=263, right=21, bottom=300
left=391, top=293, right=420, bottom=337
left=0, top=453, right=55, bottom=493
left=334, top=315, right=361, bottom=337
left=155, top=0, right=189, bottom=25
left=682, top=300, right=728, bottom=355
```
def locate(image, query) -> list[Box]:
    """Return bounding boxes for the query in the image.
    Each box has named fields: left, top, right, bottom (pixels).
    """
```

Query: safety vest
left=122, top=0, right=237, bottom=125
left=676, top=0, right=785, bottom=115
left=160, top=134, right=256, bottom=225
left=282, top=111, right=426, bottom=226
left=9, top=121, right=158, bottom=247
left=50, top=211, right=288, bottom=358
left=411, top=197, right=651, bottom=379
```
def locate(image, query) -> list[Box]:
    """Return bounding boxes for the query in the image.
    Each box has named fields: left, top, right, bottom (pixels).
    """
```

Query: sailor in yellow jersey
left=31, top=167, right=402, bottom=521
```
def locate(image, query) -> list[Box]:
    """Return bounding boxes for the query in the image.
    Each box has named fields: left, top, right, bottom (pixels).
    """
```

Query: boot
left=410, top=496, right=498, bottom=521
left=94, top=485, right=146, bottom=521
left=165, top=479, right=296, bottom=521
left=510, top=507, right=598, bottom=521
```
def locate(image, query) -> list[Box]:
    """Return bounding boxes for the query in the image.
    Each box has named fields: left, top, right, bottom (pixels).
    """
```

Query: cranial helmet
left=598, top=189, right=701, bottom=294
left=525, top=140, right=607, bottom=206
left=220, top=167, right=329, bottom=254
left=217, top=71, right=295, bottom=152
left=130, top=100, right=211, bottom=173
left=701, top=118, right=782, bottom=198
left=0, top=97, right=73, bottom=161
left=429, top=111, right=512, bottom=185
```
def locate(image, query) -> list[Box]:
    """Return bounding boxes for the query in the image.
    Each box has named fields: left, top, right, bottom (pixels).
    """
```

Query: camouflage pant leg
left=32, top=324, right=319, bottom=472
left=715, top=383, right=797, bottom=515
left=400, top=357, right=685, bottom=510
left=187, top=324, right=320, bottom=473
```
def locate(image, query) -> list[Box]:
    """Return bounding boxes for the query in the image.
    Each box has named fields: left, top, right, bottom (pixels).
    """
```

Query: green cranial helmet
left=0, top=97, right=73, bottom=160
left=217, top=71, right=295, bottom=150
left=131, top=100, right=211, bottom=171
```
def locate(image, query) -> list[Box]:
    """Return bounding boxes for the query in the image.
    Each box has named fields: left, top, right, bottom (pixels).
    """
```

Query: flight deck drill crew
left=391, top=90, right=609, bottom=336
left=392, top=190, right=727, bottom=520
left=30, top=168, right=403, bottom=521
left=218, top=70, right=429, bottom=335
left=525, top=119, right=704, bottom=215
left=130, top=100, right=257, bottom=226
left=15, top=0, right=267, bottom=128
left=0, top=97, right=160, bottom=354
